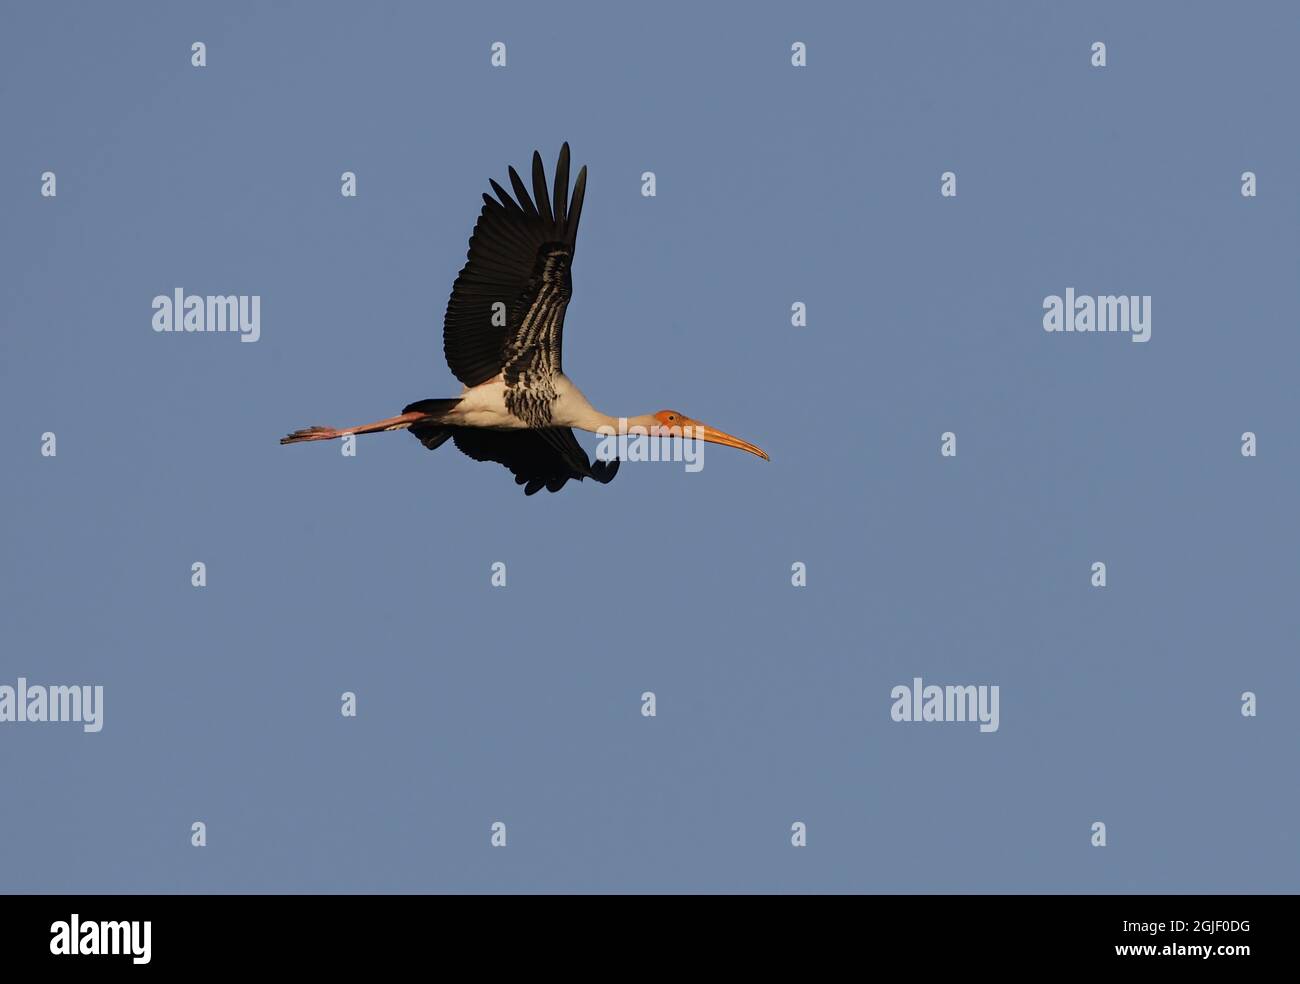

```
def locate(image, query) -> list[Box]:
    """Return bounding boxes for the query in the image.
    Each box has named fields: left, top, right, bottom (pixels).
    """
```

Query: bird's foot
left=280, top=426, right=339, bottom=445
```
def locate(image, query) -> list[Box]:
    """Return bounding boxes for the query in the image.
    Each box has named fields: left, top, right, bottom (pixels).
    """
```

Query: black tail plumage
left=402, top=398, right=461, bottom=450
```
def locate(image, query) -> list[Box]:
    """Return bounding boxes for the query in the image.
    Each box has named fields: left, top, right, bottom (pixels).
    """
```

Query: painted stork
left=281, top=144, right=768, bottom=494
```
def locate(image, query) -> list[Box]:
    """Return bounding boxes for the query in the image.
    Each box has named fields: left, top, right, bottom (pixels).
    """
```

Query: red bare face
left=650, top=410, right=768, bottom=460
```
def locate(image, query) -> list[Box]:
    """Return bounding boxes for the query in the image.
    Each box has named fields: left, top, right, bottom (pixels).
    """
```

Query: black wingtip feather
left=487, top=180, right=513, bottom=212
left=567, top=165, right=587, bottom=247
left=553, top=144, right=570, bottom=226
left=591, top=458, right=620, bottom=484
left=508, top=166, right=538, bottom=219
left=531, top=150, right=553, bottom=225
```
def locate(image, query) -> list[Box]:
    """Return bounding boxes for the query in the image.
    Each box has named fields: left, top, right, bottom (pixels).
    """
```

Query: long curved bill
left=687, top=422, right=769, bottom=461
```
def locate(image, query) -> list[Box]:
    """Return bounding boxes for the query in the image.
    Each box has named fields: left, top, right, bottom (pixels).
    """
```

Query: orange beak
left=677, top=420, right=769, bottom=461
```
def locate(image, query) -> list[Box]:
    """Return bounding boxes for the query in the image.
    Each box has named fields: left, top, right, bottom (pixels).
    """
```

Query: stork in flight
left=281, top=144, right=767, bottom=494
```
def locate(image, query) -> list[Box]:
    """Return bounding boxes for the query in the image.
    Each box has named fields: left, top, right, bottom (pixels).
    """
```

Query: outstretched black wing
left=443, top=144, right=587, bottom=389
left=451, top=428, right=618, bottom=495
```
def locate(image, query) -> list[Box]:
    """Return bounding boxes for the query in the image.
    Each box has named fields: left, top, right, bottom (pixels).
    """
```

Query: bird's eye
left=667, top=415, right=676, bottom=421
